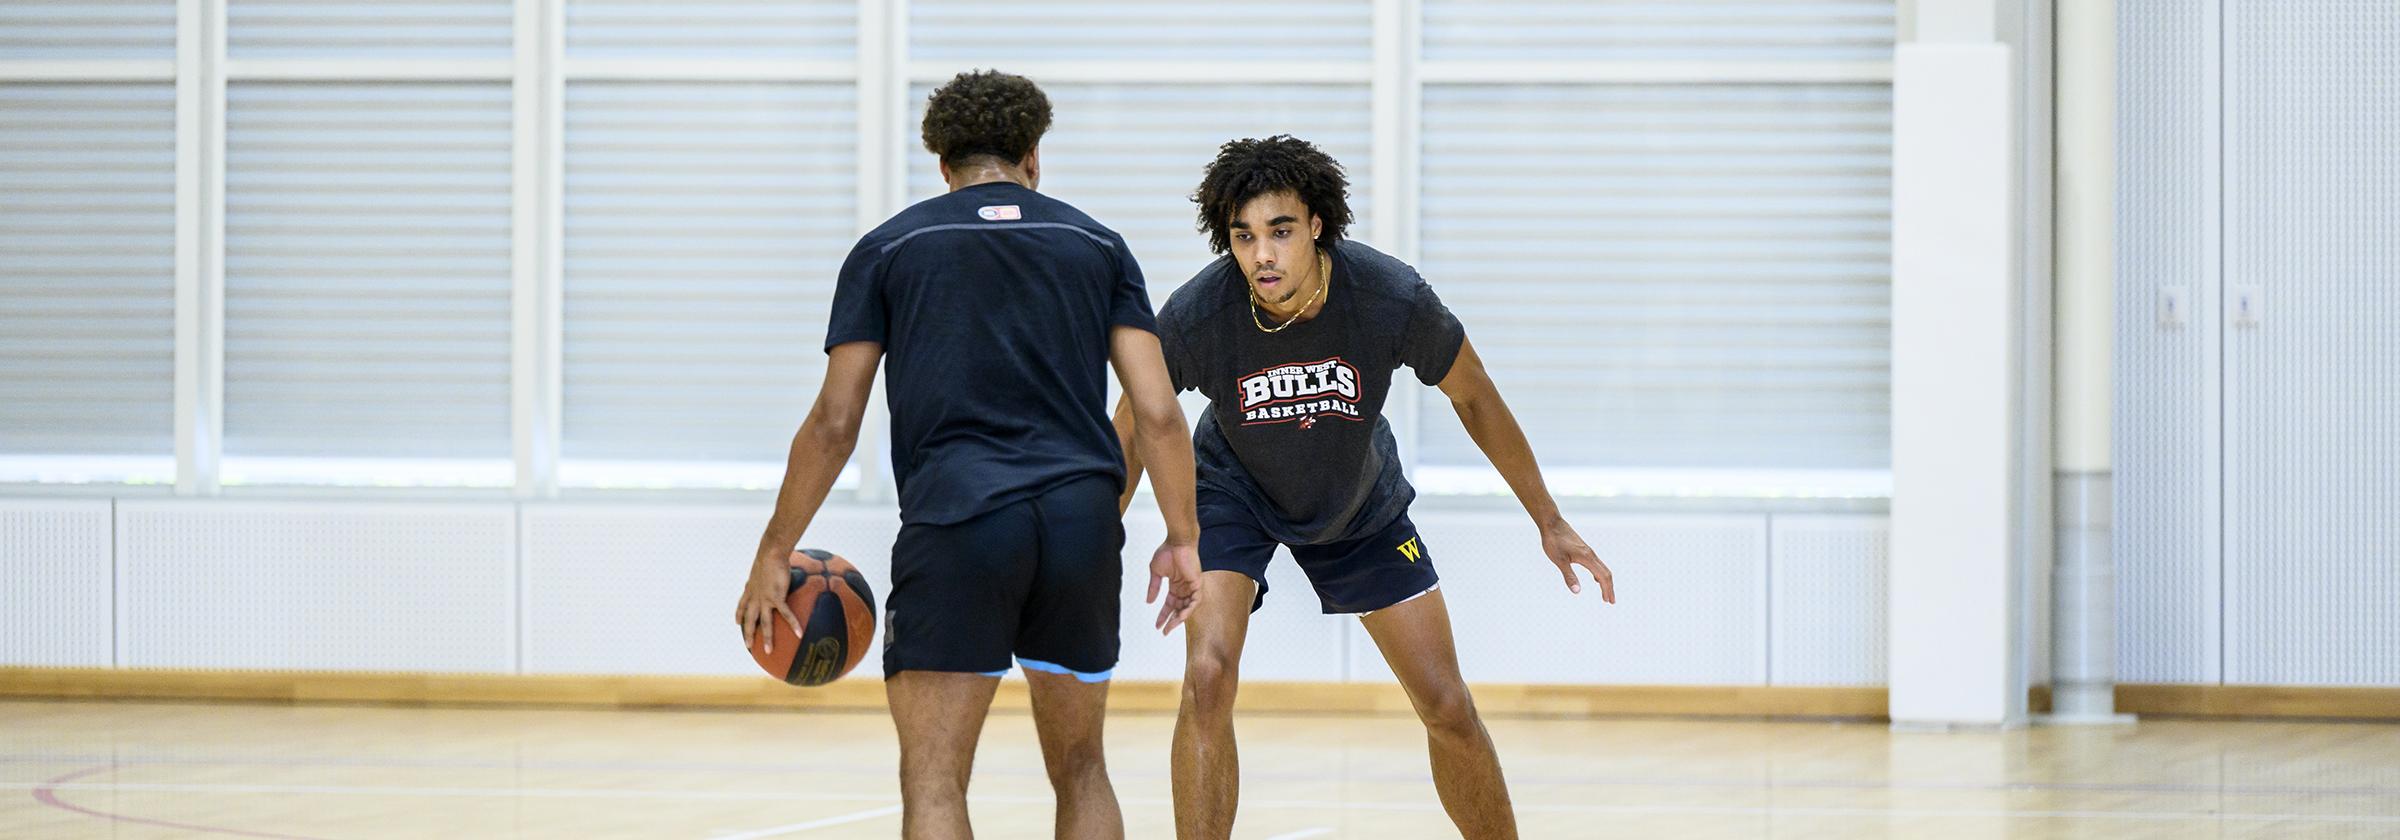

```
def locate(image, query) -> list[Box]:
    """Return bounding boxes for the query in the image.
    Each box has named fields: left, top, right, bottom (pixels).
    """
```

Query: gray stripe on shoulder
left=879, top=221, right=1118, bottom=254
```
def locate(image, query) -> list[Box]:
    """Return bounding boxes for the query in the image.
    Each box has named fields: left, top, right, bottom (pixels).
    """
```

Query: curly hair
left=920, top=70, right=1052, bottom=169
left=1192, top=135, right=1353, bottom=255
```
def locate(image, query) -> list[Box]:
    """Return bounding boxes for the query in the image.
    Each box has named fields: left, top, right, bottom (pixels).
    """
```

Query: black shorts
left=882, top=474, right=1123, bottom=681
left=1198, top=489, right=1439, bottom=615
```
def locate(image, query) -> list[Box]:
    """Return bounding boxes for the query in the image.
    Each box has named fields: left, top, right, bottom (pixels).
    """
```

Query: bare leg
left=886, top=671, right=1001, bottom=840
left=1170, top=571, right=1259, bottom=840
left=1026, top=668, right=1122, bottom=839
left=1359, top=589, right=1517, bottom=839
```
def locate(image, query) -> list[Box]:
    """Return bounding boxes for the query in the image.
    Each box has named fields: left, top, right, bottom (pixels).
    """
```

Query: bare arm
left=1436, top=336, right=1616, bottom=602
left=737, top=340, right=883, bottom=651
left=1110, top=326, right=1203, bottom=633
left=1113, top=394, right=1143, bottom=515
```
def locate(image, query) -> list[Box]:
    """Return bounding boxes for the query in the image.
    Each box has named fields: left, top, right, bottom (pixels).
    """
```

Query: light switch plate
left=2232, top=285, right=2263, bottom=328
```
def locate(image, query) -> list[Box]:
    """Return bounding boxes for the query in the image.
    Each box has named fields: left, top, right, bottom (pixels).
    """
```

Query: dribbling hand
left=736, top=551, right=806, bottom=655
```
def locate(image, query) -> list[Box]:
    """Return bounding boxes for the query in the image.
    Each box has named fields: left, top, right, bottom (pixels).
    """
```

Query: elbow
left=801, top=409, right=863, bottom=455
left=1447, top=392, right=1484, bottom=424
left=1133, top=400, right=1187, bottom=438
left=1448, top=380, right=1505, bottom=419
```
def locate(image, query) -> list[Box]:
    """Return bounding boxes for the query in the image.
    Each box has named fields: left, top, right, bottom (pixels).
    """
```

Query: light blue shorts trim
left=1015, top=657, right=1113, bottom=683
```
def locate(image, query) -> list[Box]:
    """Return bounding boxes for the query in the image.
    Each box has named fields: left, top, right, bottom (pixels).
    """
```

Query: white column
left=852, top=0, right=900, bottom=504
left=1372, top=0, right=1423, bottom=472
left=1890, top=2, right=2025, bottom=726
left=174, top=0, right=225, bottom=495
left=2055, top=0, right=2115, bottom=485
left=511, top=0, right=562, bottom=498
left=1909, top=0, right=2001, bottom=43
left=2047, top=0, right=2131, bottom=724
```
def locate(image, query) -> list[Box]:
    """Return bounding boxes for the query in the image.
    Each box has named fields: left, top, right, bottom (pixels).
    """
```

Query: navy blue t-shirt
left=824, top=181, right=1157, bottom=526
left=1157, top=240, right=1466, bottom=545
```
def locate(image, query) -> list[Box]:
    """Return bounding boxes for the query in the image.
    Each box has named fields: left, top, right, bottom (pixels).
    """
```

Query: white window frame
left=2, top=0, right=1895, bottom=504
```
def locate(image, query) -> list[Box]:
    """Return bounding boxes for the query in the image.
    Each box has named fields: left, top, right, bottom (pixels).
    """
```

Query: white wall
left=0, top=496, right=1888, bottom=686
left=2115, top=0, right=2400, bottom=690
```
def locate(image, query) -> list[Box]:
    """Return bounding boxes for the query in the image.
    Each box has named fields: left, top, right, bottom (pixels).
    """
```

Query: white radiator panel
left=1770, top=515, right=1888, bottom=686
left=519, top=502, right=1340, bottom=683
left=114, top=501, right=515, bottom=672
left=519, top=502, right=898, bottom=678
left=0, top=499, right=114, bottom=667
left=12, top=500, right=1901, bottom=687
left=1348, top=513, right=1768, bottom=685
left=1115, top=507, right=1344, bottom=683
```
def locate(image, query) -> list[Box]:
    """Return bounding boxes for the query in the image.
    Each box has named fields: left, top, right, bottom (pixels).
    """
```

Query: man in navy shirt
left=1118, top=136, right=1616, bottom=839
left=737, top=70, right=1203, bottom=839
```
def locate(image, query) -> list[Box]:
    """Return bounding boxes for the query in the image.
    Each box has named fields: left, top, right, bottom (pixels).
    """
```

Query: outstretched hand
left=1541, top=520, right=1615, bottom=603
left=1147, top=540, right=1204, bottom=634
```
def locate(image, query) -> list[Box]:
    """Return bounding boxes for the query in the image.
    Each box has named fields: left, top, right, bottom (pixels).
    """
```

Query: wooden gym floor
left=4, top=699, right=2399, bottom=839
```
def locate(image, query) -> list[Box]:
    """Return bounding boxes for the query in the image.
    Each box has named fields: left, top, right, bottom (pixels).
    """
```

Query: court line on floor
left=8, top=779, right=2400, bottom=825
left=30, top=766, right=331, bottom=840
left=1264, top=828, right=1336, bottom=840
left=710, top=804, right=904, bottom=839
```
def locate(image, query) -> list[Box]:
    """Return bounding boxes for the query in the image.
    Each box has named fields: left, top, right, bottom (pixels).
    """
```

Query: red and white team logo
left=1237, top=357, right=1364, bottom=428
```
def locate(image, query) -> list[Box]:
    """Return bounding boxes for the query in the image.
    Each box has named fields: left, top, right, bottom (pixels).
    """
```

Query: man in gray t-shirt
left=1115, top=135, right=1618, bottom=840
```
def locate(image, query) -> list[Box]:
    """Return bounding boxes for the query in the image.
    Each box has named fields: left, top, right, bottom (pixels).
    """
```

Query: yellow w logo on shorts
left=1396, top=536, right=1423, bottom=563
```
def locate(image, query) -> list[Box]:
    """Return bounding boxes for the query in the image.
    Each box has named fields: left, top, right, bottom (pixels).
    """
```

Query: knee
left=900, top=751, right=973, bottom=797
left=1043, top=742, right=1109, bottom=791
left=1417, top=687, right=1484, bottom=740
left=1180, top=651, right=1240, bottom=717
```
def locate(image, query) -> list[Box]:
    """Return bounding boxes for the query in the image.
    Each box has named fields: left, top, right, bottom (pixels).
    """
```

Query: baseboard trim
left=2115, top=683, right=2400, bottom=720
left=3, top=669, right=2393, bottom=720
left=0, top=668, right=1883, bottom=718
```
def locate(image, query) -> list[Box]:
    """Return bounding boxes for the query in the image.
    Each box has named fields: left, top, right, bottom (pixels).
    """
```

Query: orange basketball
left=748, top=548, right=876, bottom=686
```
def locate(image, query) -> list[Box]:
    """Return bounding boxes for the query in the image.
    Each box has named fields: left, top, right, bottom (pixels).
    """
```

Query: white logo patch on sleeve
left=977, top=205, right=1022, bottom=221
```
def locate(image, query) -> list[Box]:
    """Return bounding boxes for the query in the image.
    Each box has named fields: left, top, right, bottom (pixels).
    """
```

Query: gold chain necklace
left=1249, top=251, right=1331, bottom=334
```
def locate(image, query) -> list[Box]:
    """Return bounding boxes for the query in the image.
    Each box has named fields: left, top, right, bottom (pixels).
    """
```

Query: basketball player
left=1114, top=136, right=1616, bottom=839
left=737, top=70, right=1205, bottom=840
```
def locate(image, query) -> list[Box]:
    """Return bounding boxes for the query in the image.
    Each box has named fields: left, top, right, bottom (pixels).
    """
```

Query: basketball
left=747, top=548, right=876, bottom=686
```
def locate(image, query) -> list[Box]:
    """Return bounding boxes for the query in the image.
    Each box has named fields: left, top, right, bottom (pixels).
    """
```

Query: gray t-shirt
left=1157, top=239, right=1467, bottom=545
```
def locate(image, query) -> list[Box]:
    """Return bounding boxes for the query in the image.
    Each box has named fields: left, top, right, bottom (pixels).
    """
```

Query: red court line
left=33, top=765, right=331, bottom=840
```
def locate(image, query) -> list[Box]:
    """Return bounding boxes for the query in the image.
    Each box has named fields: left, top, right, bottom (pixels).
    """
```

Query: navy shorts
left=1198, top=490, right=1439, bottom=614
left=882, top=474, right=1123, bottom=681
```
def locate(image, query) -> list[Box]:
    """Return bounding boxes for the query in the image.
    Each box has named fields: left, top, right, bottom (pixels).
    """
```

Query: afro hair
left=920, top=70, right=1052, bottom=169
left=1192, top=134, right=1353, bottom=255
